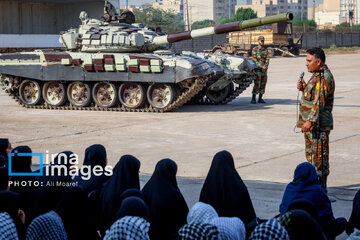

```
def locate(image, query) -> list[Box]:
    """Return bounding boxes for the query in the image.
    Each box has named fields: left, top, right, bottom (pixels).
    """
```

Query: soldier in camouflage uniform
left=297, top=47, right=335, bottom=190
left=251, top=36, right=270, bottom=104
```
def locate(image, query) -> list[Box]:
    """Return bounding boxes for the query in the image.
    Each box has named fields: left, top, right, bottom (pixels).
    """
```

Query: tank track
left=193, top=73, right=256, bottom=105
left=0, top=75, right=210, bottom=113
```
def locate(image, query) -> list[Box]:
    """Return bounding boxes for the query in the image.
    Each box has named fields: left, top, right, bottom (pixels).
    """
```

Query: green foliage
left=337, top=22, right=351, bottom=27
left=292, top=13, right=316, bottom=27
left=216, top=7, right=257, bottom=24
left=133, top=6, right=184, bottom=33
left=216, top=16, right=230, bottom=24
left=329, top=44, right=337, bottom=50
left=191, top=20, right=215, bottom=30
left=292, top=19, right=317, bottom=27
left=334, top=22, right=360, bottom=32
left=293, top=13, right=308, bottom=21
left=325, top=45, right=360, bottom=51
left=232, top=8, right=257, bottom=22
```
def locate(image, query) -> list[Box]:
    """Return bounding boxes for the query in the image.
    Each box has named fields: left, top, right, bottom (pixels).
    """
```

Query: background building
left=340, top=0, right=357, bottom=24
left=237, top=0, right=307, bottom=18
left=183, top=0, right=236, bottom=27
left=308, top=0, right=360, bottom=27
left=152, top=0, right=182, bottom=14
left=0, top=0, right=109, bottom=34
left=236, top=1, right=278, bottom=17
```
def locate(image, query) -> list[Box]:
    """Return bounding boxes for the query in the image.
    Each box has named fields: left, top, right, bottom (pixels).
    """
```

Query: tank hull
left=0, top=51, right=221, bottom=112
left=0, top=51, right=213, bottom=83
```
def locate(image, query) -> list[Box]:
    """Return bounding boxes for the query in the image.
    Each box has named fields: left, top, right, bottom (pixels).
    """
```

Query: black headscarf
left=199, top=150, right=257, bottom=226
left=348, top=189, right=360, bottom=234
left=107, top=196, right=150, bottom=230
left=142, top=159, right=189, bottom=240
left=286, top=198, right=319, bottom=222
left=99, top=154, right=141, bottom=233
left=0, top=138, right=9, bottom=166
left=55, top=186, right=98, bottom=240
left=278, top=209, right=327, bottom=240
left=102, top=188, right=147, bottom=231
left=83, top=144, right=107, bottom=167
left=10, top=146, right=32, bottom=173
left=0, top=190, right=26, bottom=239
left=72, top=144, right=109, bottom=194
left=35, top=151, right=74, bottom=216
left=0, top=167, right=8, bottom=190
left=119, top=188, right=145, bottom=203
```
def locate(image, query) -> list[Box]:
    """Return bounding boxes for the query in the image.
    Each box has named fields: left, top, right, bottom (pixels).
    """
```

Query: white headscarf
left=187, top=202, right=218, bottom=224
left=26, top=210, right=68, bottom=240
left=0, top=212, right=18, bottom=240
left=104, top=216, right=150, bottom=240
left=210, top=217, right=246, bottom=240
left=348, top=228, right=360, bottom=240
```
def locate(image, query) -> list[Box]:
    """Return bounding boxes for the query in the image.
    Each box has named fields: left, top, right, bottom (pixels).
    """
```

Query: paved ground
left=1, top=53, right=359, bottom=239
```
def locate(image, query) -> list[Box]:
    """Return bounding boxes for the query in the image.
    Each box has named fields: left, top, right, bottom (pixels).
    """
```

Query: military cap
left=258, top=36, right=265, bottom=41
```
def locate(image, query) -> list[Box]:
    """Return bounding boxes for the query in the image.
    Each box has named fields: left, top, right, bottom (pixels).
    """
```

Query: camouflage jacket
left=252, top=46, right=270, bottom=70
left=297, top=65, right=335, bottom=132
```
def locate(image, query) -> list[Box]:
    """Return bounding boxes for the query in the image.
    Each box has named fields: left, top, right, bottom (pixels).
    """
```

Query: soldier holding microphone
left=297, top=47, right=335, bottom=191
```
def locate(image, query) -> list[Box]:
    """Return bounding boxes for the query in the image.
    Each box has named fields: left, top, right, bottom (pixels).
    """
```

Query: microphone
left=299, top=71, right=304, bottom=81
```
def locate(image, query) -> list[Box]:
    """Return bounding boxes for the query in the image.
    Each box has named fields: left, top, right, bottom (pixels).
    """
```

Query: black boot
left=258, top=93, right=266, bottom=103
left=251, top=94, right=257, bottom=104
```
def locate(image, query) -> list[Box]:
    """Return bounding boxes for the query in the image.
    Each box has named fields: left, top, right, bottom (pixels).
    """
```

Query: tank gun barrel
left=153, top=12, right=293, bottom=46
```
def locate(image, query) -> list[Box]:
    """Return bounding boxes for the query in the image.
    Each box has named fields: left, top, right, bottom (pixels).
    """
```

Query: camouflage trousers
left=252, top=71, right=267, bottom=95
left=304, top=131, right=330, bottom=178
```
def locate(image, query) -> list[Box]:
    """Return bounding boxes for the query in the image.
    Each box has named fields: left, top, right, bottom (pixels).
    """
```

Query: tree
left=231, top=8, right=257, bottom=22
left=191, top=20, right=215, bottom=30
left=133, top=6, right=184, bottom=33
left=216, top=7, right=257, bottom=24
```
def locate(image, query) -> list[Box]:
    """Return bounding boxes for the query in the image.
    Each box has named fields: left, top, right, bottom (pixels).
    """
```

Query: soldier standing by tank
left=297, top=47, right=335, bottom=191
left=251, top=36, right=270, bottom=104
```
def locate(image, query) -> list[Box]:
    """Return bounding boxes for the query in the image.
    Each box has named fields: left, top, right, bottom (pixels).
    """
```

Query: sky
left=120, top=0, right=324, bottom=8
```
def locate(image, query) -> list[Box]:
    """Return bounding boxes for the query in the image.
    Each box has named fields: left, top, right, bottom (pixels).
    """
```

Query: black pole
left=320, top=135, right=325, bottom=189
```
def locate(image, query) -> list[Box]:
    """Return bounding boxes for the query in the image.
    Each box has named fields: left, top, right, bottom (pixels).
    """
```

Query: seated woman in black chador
left=72, top=144, right=110, bottom=194
left=347, top=189, right=360, bottom=239
left=142, top=159, right=189, bottom=240
left=200, top=150, right=257, bottom=231
left=99, top=154, right=141, bottom=234
left=9, top=146, right=37, bottom=224
left=280, top=162, right=347, bottom=239
left=0, top=138, right=13, bottom=167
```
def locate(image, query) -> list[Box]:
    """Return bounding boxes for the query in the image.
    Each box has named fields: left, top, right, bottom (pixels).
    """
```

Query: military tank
left=0, top=3, right=293, bottom=112
left=185, top=52, right=259, bottom=105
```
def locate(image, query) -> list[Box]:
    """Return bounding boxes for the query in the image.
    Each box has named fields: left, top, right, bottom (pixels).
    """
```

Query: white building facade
left=237, top=0, right=307, bottom=18
left=183, top=0, right=236, bottom=26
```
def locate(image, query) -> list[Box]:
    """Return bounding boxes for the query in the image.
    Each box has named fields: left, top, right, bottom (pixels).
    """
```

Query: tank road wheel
left=118, top=82, right=146, bottom=109
left=67, top=81, right=92, bottom=107
left=205, top=83, right=232, bottom=104
left=281, top=47, right=289, bottom=57
left=42, top=81, right=67, bottom=106
left=19, top=80, right=42, bottom=106
left=92, top=82, right=118, bottom=108
left=267, top=47, right=275, bottom=57
left=147, top=83, right=175, bottom=110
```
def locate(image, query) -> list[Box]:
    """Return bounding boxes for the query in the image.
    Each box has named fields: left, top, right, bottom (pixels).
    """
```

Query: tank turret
left=60, top=12, right=293, bottom=53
